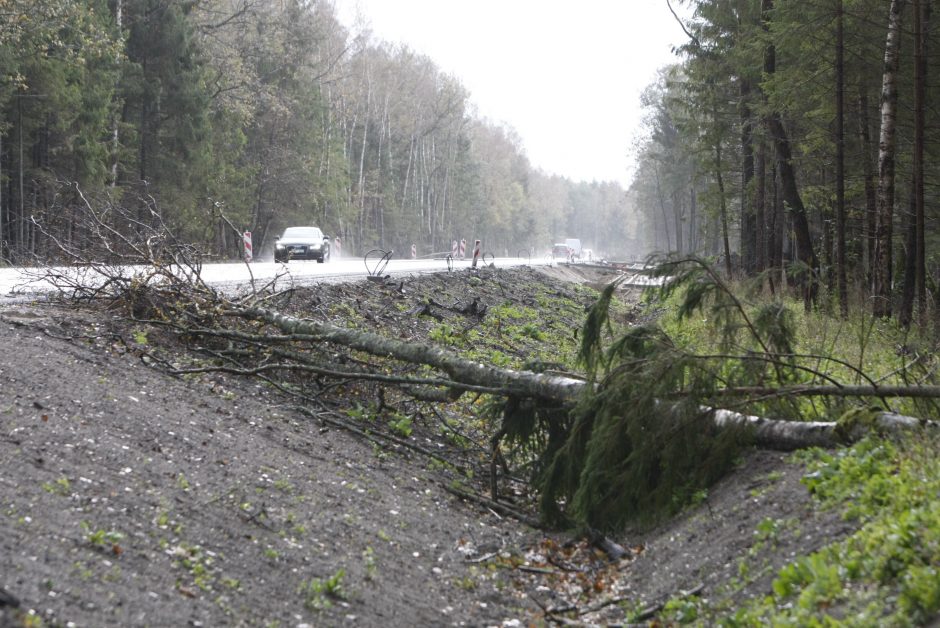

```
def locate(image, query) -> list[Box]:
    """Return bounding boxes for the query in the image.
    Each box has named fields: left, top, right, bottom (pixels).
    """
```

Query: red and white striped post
left=471, top=239, right=481, bottom=268
left=411, top=243, right=417, bottom=259
left=451, top=240, right=458, bottom=258
left=243, top=231, right=252, bottom=263
left=459, top=238, right=466, bottom=259
left=334, top=237, right=342, bottom=258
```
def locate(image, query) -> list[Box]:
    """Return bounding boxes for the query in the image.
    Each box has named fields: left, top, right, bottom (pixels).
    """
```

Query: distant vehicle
left=564, top=238, right=583, bottom=260
left=274, top=226, right=331, bottom=263
left=552, top=243, right=572, bottom=260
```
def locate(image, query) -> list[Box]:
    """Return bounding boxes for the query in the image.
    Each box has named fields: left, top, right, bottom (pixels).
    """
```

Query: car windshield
left=282, top=227, right=323, bottom=239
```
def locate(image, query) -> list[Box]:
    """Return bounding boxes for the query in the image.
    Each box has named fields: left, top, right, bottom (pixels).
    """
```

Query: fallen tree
left=233, top=305, right=938, bottom=451
left=26, top=199, right=940, bottom=531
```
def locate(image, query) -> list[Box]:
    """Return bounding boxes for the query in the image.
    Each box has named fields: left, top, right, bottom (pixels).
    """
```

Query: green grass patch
left=684, top=434, right=940, bottom=625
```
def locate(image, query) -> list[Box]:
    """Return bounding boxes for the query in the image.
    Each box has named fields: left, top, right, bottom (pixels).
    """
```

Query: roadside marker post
left=411, top=243, right=417, bottom=259
left=451, top=240, right=458, bottom=258
left=459, top=239, right=466, bottom=259
left=471, top=239, right=481, bottom=269
left=334, top=237, right=342, bottom=258
left=243, top=231, right=252, bottom=263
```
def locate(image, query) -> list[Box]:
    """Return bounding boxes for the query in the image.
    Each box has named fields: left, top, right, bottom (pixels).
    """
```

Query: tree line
left=0, top=0, right=632, bottom=264
left=632, top=0, right=939, bottom=324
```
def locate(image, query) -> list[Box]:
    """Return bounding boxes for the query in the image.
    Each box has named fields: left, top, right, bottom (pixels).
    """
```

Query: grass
left=633, top=272, right=940, bottom=623
left=655, top=282, right=940, bottom=422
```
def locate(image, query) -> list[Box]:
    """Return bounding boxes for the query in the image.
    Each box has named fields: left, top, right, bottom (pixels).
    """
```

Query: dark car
left=274, top=226, right=331, bottom=263
left=552, top=243, right=571, bottom=260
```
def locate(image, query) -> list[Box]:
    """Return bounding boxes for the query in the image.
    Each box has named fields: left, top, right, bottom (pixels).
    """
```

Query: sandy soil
left=0, top=264, right=851, bottom=627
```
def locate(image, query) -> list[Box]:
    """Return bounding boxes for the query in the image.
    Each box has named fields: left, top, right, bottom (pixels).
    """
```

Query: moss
left=834, top=406, right=883, bottom=443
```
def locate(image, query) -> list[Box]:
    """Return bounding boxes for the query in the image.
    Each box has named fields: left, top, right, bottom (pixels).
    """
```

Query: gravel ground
left=0, top=265, right=851, bottom=627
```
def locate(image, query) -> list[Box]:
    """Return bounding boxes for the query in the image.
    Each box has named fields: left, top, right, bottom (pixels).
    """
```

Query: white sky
left=333, top=0, right=689, bottom=186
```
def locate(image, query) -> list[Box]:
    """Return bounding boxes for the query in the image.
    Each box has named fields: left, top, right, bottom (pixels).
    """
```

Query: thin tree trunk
left=715, top=137, right=733, bottom=279
left=756, top=137, right=767, bottom=275
left=672, top=189, right=683, bottom=255
left=872, top=0, right=906, bottom=319
left=762, top=0, right=819, bottom=310
left=900, top=184, right=916, bottom=326
left=740, top=79, right=756, bottom=275
left=110, top=0, right=123, bottom=187
left=857, top=87, right=877, bottom=294
left=654, top=168, right=672, bottom=252
left=18, top=97, right=24, bottom=256
left=0, top=130, right=3, bottom=261
left=835, top=0, right=848, bottom=317
left=769, top=163, right=784, bottom=294
left=914, top=0, right=930, bottom=323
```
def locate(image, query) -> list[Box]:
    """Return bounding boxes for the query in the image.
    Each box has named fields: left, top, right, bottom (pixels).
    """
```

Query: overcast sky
left=333, top=0, right=689, bottom=187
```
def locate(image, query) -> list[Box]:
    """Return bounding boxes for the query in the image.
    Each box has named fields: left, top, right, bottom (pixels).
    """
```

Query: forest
left=637, top=0, right=937, bottom=324
left=0, top=0, right=632, bottom=265
left=2, top=0, right=939, bottom=326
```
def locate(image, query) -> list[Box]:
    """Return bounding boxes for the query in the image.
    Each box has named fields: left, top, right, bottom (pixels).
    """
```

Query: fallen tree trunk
left=235, top=306, right=937, bottom=451
left=712, top=408, right=933, bottom=450
left=235, top=306, right=587, bottom=403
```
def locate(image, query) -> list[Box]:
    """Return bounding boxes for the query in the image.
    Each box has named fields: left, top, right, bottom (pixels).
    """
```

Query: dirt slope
left=0, top=265, right=848, bottom=627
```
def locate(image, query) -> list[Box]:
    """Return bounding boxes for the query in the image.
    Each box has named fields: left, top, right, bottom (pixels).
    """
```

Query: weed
left=345, top=404, right=372, bottom=422
left=300, top=569, right=346, bottom=610
left=661, top=594, right=701, bottom=624
left=387, top=413, right=413, bottom=437
left=42, top=476, right=71, bottom=496
left=81, top=521, right=124, bottom=549
left=519, top=322, right=545, bottom=340
left=454, top=566, right=481, bottom=590
left=363, top=546, right=377, bottom=580
left=429, top=323, right=461, bottom=346
left=371, top=441, right=389, bottom=460
left=273, top=478, right=293, bottom=493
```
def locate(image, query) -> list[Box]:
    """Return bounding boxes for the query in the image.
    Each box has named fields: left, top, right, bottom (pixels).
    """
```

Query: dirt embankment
left=0, top=264, right=848, bottom=627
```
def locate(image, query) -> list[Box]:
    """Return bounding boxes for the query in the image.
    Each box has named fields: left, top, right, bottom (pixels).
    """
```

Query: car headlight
left=275, top=243, right=285, bottom=249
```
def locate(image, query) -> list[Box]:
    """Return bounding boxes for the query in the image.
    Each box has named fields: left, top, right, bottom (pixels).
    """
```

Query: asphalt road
left=0, top=254, right=551, bottom=304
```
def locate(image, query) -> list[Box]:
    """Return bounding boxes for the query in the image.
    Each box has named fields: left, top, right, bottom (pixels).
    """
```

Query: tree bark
left=900, top=185, right=917, bottom=326
left=756, top=137, right=767, bottom=276
left=654, top=167, right=672, bottom=252
left=236, top=306, right=587, bottom=402
left=914, top=0, right=930, bottom=323
left=762, top=0, right=819, bottom=310
left=740, top=78, right=756, bottom=275
left=857, top=87, right=877, bottom=294
left=715, top=135, right=733, bottom=279
left=872, top=0, right=906, bottom=319
left=835, top=0, right=848, bottom=317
